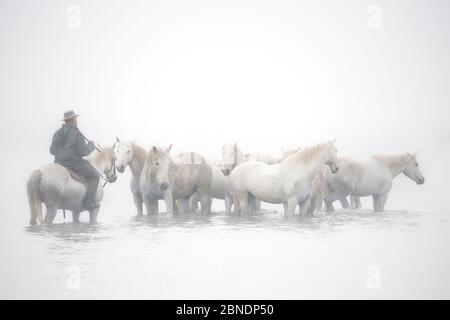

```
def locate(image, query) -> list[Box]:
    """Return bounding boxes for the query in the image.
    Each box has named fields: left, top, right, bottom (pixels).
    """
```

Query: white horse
left=229, top=140, right=338, bottom=217
left=279, top=148, right=347, bottom=215
left=140, top=146, right=213, bottom=215
left=323, top=153, right=425, bottom=212
left=26, top=146, right=118, bottom=225
left=112, top=138, right=150, bottom=216
left=189, top=162, right=234, bottom=214
left=221, top=142, right=284, bottom=213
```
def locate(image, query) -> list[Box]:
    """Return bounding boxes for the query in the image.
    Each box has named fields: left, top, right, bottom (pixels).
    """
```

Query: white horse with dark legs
left=229, top=140, right=339, bottom=217
left=113, top=138, right=150, bottom=216
left=26, top=146, right=118, bottom=225
left=140, top=146, right=213, bottom=215
left=323, top=153, right=425, bottom=212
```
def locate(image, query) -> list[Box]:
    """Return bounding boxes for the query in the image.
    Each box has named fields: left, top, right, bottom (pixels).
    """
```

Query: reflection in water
left=7, top=208, right=448, bottom=299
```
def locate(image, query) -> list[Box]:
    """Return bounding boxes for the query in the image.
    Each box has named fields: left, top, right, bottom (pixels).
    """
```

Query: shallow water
left=1, top=197, right=449, bottom=299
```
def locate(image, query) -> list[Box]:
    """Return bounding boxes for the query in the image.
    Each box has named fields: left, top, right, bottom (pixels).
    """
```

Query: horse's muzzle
left=222, top=168, right=230, bottom=176
left=160, top=182, right=169, bottom=191
left=331, top=165, right=339, bottom=174
left=118, top=166, right=125, bottom=173
left=108, top=175, right=117, bottom=183
left=417, top=177, right=425, bottom=185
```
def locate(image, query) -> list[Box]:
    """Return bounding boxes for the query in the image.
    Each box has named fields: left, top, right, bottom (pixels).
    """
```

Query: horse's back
left=39, top=163, right=85, bottom=207
left=172, top=152, right=213, bottom=196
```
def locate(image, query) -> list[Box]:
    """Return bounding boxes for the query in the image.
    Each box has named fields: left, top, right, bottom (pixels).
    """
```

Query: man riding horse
left=50, top=110, right=100, bottom=210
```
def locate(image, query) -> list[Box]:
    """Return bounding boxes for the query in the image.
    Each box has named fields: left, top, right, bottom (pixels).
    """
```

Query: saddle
left=67, top=169, right=88, bottom=186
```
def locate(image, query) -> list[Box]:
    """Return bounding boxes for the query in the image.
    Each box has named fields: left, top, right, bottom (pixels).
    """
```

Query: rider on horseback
left=50, top=110, right=100, bottom=210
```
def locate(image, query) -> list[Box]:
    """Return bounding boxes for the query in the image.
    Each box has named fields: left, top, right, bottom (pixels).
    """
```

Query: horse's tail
left=27, top=170, right=43, bottom=225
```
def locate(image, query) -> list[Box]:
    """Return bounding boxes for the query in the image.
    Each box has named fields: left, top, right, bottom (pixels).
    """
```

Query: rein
left=85, top=155, right=116, bottom=188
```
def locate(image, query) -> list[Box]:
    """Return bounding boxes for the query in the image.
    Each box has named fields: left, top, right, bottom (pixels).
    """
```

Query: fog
left=0, top=0, right=449, bottom=299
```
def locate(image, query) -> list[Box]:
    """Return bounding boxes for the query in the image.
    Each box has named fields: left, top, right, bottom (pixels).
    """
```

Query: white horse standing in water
left=323, top=153, right=425, bottom=212
left=189, top=162, right=234, bottom=214
left=26, top=146, right=118, bottom=224
left=229, top=140, right=339, bottom=217
left=113, top=138, right=150, bottom=216
left=221, top=142, right=283, bottom=213
left=140, top=146, right=213, bottom=215
left=279, top=147, right=348, bottom=215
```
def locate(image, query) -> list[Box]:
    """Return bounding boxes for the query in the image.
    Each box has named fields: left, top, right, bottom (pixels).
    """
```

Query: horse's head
left=112, top=137, right=134, bottom=173
left=324, top=139, right=339, bottom=174
left=146, top=145, right=171, bottom=192
left=101, top=147, right=118, bottom=183
left=221, top=142, right=241, bottom=176
left=402, top=153, right=425, bottom=185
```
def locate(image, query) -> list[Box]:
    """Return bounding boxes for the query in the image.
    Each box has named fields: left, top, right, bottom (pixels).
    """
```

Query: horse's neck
left=373, top=154, right=406, bottom=178
left=89, top=147, right=112, bottom=172
left=130, top=144, right=147, bottom=178
left=280, top=145, right=329, bottom=179
left=233, top=145, right=244, bottom=165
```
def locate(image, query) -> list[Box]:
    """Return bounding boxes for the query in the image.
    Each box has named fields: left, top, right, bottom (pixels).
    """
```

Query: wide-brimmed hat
left=62, top=110, right=79, bottom=121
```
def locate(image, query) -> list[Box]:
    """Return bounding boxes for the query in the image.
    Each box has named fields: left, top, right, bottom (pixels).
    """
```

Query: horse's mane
left=88, top=146, right=113, bottom=167
left=131, top=143, right=147, bottom=171
left=283, top=142, right=330, bottom=166
left=371, top=153, right=410, bottom=169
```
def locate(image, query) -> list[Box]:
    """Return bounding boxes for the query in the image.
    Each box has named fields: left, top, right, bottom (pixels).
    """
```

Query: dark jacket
left=50, top=124, right=96, bottom=164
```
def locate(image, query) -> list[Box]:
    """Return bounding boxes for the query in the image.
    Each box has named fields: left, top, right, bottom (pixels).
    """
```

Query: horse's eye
left=156, top=162, right=159, bottom=166
left=127, top=150, right=131, bottom=154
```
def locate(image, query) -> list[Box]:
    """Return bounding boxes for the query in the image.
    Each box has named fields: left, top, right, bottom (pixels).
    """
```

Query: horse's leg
left=164, top=191, right=174, bottom=214
left=89, top=207, right=100, bottom=224
left=316, top=191, right=324, bottom=212
left=286, top=196, right=299, bottom=217
left=133, top=193, right=144, bottom=216
left=340, top=196, right=349, bottom=209
left=225, top=193, right=233, bottom=215
left=143, top=196, right=152, bottom=215
left=44, top=206, right=57, bottom=224
left=199, top=192, right=211, bottom=215
left=189, top=192, right=200, bottom=213
left=350, top=195, right=355, bottom=209
left=178, top=199, right=191, bottom=215
left=255, top=199, right=261, bottom=213
left=147, top=199, right=158, bottom=215
left=72, top=211, right=81, bottom=224
left=283, top=203, right=288, bottom=217
left=373, top=194, right=388, bottom=212
left=299, top=197, right=312, bottom=216
left=235, top=191, right=249, bottom=215
left=306, top=196, right=316, bottom=216
left=233, top=195, right=241, bottom=215
left=354, top=196, right=362, bottom=209
left=325, top=199, right=335, bottom=213
left=248, top=193, right=257, bottom=215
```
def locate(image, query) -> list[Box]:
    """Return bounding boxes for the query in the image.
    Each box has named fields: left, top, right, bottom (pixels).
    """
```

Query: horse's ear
left=112, top=142, right=116, bottom=149
left=152, top=146, right=157, bottom=153
left=116, top=137, right=120, bottom=143
left=166, top=144, right=172, bottom=154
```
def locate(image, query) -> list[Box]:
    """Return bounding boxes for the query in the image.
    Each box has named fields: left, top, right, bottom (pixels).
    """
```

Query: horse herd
left=26, top=137, right=425, bottom=225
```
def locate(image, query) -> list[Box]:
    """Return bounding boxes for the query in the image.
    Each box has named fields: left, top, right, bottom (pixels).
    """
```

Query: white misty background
left=0, top=0, right=449, bottom=213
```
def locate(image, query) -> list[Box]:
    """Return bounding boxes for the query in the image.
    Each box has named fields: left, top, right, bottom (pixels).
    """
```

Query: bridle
left=103, top=157, right=117, bottom=186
